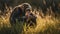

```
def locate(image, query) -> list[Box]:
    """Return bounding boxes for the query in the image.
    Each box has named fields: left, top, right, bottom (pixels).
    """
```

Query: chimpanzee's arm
left=9, top=7, right=22, bottom=25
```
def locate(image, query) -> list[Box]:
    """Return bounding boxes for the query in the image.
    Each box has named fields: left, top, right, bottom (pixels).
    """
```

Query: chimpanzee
left=9, top=3, right=37, bottom=26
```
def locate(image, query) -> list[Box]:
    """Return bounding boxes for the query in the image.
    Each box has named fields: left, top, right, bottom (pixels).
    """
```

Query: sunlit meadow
left=0, top=5, right=60, bottom=34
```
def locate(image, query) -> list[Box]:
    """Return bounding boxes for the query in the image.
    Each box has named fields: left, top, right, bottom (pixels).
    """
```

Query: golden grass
left=0, top=6, right=60, bottom=34
left=23, top=8, right=60, bottom=34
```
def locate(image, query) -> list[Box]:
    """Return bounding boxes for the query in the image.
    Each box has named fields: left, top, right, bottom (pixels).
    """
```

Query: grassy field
left=0, top=6, right=60, bottom=34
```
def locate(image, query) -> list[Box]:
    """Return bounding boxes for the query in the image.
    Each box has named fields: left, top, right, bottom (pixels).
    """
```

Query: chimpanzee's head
left=20, top=3, right=32, bottom=13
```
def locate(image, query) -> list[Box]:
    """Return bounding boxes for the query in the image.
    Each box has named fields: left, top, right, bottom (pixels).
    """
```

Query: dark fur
left=9, top=3, right=37, bottom=26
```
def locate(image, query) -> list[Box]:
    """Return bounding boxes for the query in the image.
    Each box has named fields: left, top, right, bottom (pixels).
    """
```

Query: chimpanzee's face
left=21, top=3, right=32, bottom=13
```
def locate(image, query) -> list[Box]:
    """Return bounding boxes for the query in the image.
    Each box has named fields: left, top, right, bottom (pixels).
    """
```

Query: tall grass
left=0, top=5, right=60, bottom=34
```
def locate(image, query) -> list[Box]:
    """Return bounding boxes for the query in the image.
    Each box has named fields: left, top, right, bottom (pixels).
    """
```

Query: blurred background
left=0, top=0, right=60, bottom=15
